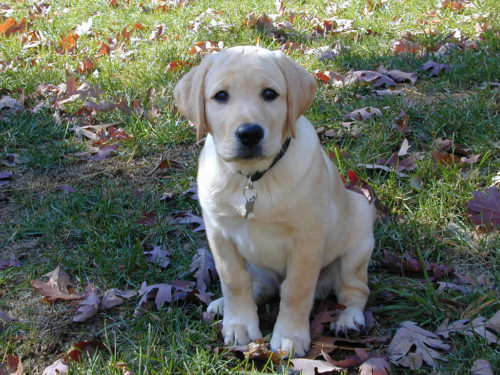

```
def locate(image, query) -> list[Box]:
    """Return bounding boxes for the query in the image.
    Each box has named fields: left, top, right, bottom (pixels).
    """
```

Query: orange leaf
left=58, top=30, right=79, bottom=51
left=98, top=42, right=111, bottom=56
left=0, top=18, right=26, bottom=37
left=393, top=40, right=420, bottom=54
left=77, top=56, right=95, bottom=74
left=442, top=0, right=464, bottom=10
left=432, top=150, right=459, bottom=165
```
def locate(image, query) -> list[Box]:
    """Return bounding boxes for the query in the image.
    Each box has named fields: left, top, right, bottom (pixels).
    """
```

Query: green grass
left=1, top=0, right=499, bottom=373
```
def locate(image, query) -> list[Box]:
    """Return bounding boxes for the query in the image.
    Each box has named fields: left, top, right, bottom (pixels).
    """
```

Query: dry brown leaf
left=0, top=355, right=23, bottom=375
left=471, top=359, right=494, bottom=375
left=0, top=18, right=26, bottom=37
left=73, top=284, right=100, bottom=322
left=31, top=265, right=82, bottom=303
left=189, top=40, right=223, bottom=56
left=290, top=358, right=342, bottom=375
left=436, top=316, right=500, bottom=345
left=344, top=107, right=382, bottom=121
left=422, top=60, right=451, bottom=76
left=358, top=357, right=393, bottom=375
left=486, top=310, right=500, bottom=333
left=388, top=321, right=450, bottom=369
left=393, top=40, right=420, bottom=54
left=230, top=338, right=286, bottom=364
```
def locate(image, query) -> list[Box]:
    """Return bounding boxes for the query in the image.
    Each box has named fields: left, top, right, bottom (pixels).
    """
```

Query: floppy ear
left=273, top=51, right=317, bottom=138
left=173, top=56, right=214, bottom=141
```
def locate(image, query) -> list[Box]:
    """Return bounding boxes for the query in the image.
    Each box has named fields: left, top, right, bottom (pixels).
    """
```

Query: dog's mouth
left=234, top=145, right=265, bottom=161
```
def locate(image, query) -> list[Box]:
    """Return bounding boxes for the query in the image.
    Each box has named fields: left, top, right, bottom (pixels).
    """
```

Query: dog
left=174, top=46, right=375, bottom=357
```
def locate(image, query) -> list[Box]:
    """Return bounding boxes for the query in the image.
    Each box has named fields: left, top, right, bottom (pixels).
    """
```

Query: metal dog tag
left=243, top=178, right=257, bottom=218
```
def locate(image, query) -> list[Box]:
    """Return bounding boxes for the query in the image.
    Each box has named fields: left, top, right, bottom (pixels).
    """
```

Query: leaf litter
left=388, top=321, right=451, bottom=369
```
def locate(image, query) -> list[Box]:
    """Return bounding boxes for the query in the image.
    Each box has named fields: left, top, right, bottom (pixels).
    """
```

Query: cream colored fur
left=174, top=46, right=375, bottom=357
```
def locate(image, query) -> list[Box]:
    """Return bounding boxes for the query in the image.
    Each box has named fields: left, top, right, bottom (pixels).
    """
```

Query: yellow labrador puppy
left=174, top=46, right=375, bottom=357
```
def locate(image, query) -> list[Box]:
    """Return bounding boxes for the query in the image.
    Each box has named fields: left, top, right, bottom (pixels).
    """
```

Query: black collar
left=240, top=138, right=292, bottom=182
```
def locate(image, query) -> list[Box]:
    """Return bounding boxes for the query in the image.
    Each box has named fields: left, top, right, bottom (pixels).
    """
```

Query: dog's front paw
left=222, top=313, right=261, bottom=346
left=330, top=307, right=366, bottom=337
left=270, top=321, right=310, bottom=357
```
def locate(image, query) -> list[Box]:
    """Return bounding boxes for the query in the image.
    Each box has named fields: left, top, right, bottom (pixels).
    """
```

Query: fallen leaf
left=441, top=0, right=465, bottom=10
left=1, top=153, right=20, bottom=167
left=134, top=280, right=195, bottom=316
left=432, top=150, right=459, bottom=165
left=435, top=316, right=499, bottom=345
left=0, top=171, right=13, bottom=186
left=0, top=18, right=26, bottom=37
left=486, top=310, right=500, bottom=333
left=182, top=182, right=199, bottom=201
left=0, top=310, right=13, bottom=322
left=345, top=71, right=396, bottom=88
left=41, top=359, right=67, bottom=375
left=455, top=272, right=493, bottom=288
left=87, top=144, right=118, bottom=161
left=394, top=110, right=410, bottom=136
left=310, top=309, right=341, bottom=338
left=467, top=187, right=500, bottom=228
left=0, top=95, right=23, bottom=119
left=0, top=354, right=23, bottom=375
left=189, top=40, right=223, bottom=56
left=190, top=248, right=217, bottom=292
left=136, top=211, right=157, bottom=226
left=387, top=70, right=417, bottom=84
left=57, top=184, right=76, bottom=194
left=229, top=338, right=286, bottom=364
left=172, top=211, right=205, bottom=232
left=436, top=281, right=473, bottom=294
left=380, top=250, right=454, bottom=280
left=393, top=40, right=420, bottom=54
left=58, top=30, right=79, bottom=52
left=65, top=340, right=108, bottom=362
left=344, top=169, right=373, bottom=202
left=321, top=348, right=362, bottom=367
left=143, top=246, right=171, bottom=268
left=100, top=288, right=137, bottom=310
left=290, top=358, right=342, bottom=375
left=344, top=107, right=382, bottom=121
left=73, top=284, right=100, bottom=322
left=0, top=252, right=21, bottom=269
left=313, top=70, right=344, bottom=85
left=75, top=17, right=92, bottom=36
left=471, top=359, right=494, bottom=375
left=422, top=60, right=451, bottom=76
left=358, top=357, right=393, bottom=375
left=31, top=265, right=82, bottom=303
left=388, top=321, right=450, bottom=369
left=148, top=157, right=182, bottom=175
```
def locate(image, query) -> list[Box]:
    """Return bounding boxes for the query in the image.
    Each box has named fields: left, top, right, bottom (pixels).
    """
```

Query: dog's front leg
left=206, top=229, right=262, bottom=346
left=270, top=238, right=323, bottom=357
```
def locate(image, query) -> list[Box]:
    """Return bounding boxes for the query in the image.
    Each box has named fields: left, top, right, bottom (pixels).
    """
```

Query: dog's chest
left=221, top=215, right=292, bottom=275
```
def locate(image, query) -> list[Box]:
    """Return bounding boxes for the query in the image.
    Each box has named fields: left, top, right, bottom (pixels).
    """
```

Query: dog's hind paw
left=207, top=297, right=225, bottom=316
left=330, top=307, right=366, bottom=338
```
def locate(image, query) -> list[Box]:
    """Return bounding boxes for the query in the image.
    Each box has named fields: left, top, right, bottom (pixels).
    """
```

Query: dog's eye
left=262, top=88, right=278, bottom=102
left=213, top=90, right=229, bottom=103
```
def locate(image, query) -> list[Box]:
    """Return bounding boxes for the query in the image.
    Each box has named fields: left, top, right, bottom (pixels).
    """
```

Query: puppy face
left=174, top=46, right=317, bottom=167
left=204, top=50, right=288, bottom=162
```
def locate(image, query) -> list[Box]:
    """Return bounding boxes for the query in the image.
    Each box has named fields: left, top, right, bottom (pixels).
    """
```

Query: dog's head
left=174, top=46, right=316, bottom=166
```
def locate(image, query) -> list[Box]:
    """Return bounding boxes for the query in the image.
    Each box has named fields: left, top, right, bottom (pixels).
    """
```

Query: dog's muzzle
left=235, top=123, right=264, bottom=159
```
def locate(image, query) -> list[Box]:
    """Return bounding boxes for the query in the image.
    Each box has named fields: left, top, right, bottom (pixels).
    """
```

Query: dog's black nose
left=235, top=123, right=264, bottom=147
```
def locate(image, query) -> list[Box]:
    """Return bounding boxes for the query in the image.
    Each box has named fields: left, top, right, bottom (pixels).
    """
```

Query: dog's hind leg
left=206, top=264, right=280, bottom=316
left=329, top=236, right=373, bottom=337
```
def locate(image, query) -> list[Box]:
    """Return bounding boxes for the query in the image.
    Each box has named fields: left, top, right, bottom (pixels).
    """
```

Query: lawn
left=0, top=0, right=499, bottom=373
